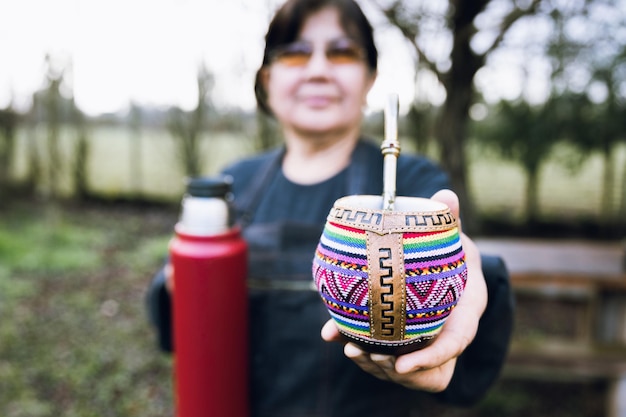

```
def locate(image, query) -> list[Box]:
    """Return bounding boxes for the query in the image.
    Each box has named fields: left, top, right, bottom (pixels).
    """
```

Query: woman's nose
left=303, top=49, right=332, bottom=77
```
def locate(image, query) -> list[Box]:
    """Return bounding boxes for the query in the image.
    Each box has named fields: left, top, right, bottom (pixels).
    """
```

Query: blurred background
left=0, top=0, right=625, bottom=416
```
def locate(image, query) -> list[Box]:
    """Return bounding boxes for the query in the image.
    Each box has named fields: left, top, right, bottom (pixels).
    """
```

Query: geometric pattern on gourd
left=313, top=218, right=469, bottom=344
left=319, top=268, right=369, bottom=307
left=403, top=229, right=464, bottom=268
left=402, top=229, right=467, bottom=312
left=313, top=221, right=369, bottom=308
left=405, top=273, right=465, bottom=311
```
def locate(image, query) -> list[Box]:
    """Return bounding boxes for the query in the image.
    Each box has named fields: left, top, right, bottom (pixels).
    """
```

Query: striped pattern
left=313, top=220, right=467, bottom=348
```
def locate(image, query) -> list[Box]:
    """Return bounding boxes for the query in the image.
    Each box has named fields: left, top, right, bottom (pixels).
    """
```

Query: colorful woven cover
left=312, top=196, right=467, bottom=354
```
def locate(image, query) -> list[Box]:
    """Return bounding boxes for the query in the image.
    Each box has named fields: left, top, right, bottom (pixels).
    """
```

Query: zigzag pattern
left=313, top=221, right=467, bottom=345
left=314, top=264, right=369, bottom=307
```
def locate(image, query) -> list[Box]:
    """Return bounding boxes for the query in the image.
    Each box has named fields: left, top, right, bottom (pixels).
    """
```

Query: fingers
left=319, top=188, right=486, bottom=393
left=322, top=327, right=400, bottom=383
left=345, top=342, right=457, bottom=392
left=430, top=189, right=460, bottom=220
left=320, top=319, right=342, bottom=342
left=397, top=359, right=457, bottom=392
left=370, top=352, right=397, bottom=371
left=165, top=263, right=174, bottom=293
left=321, top=319, right=462, bottom=392
left=395, top=263, right=487, bottom=375
left=395, top=325, right=471, bottom=375
left=345, top=343, right=393, bottom=381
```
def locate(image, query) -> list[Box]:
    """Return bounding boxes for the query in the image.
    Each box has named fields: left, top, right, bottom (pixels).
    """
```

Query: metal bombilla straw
left=381, top=93, right=400, bottom=211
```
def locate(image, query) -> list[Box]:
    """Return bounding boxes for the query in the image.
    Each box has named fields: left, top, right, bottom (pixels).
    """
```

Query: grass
left=1, top=198, right=613, bottom=417
left=0, top=201, right=176, bottom=417
left=2, top=126, right=624, bottom=415
left=10, top=126, right=626, bottom=225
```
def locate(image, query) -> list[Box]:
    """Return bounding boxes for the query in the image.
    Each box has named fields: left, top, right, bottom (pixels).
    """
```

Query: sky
left=1, top=0, right=276, bottom=114
left=0, top=0, right=542, bottom=117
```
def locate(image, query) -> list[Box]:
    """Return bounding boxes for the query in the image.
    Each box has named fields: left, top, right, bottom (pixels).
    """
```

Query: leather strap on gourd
left=366, top=231, right=406, bottom=341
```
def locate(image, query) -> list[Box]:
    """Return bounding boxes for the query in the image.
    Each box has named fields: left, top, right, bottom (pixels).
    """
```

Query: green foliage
left=167, top=64, right=215, bottom=178
left=472, top=98, right=567, bottom=222
left=0, top=203, right=174, bottom=416
left=0, top=218, right=102, bottom=273
left=0, top=193, right=619, bottom=416
left=474, top=99, right=564, bottom=169
left=404, top=102, right=437, bottom=156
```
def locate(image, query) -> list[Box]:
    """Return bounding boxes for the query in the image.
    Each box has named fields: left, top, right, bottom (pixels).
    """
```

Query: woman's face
left=263, top=7, right=376, bottom=138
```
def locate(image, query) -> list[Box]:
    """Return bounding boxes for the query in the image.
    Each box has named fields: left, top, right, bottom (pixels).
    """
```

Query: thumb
left=321, top=319, right=343, bottom=342
left=430, top=189, right=461, bottom=231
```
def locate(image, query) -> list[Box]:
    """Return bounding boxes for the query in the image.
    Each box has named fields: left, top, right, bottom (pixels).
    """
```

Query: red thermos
left=169, top=176, right=249, bottom=417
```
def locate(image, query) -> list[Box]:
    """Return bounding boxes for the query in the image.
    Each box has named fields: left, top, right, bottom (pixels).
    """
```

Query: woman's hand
left=164, top=263, right=175, bottom=293
left=321, top=189, right=488, bottom=392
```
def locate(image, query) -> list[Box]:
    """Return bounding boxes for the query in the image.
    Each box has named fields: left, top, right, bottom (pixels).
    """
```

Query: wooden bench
left=476, top=238, right=626, bottom=417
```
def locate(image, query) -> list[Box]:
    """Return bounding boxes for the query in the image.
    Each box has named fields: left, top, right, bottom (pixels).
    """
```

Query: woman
left=147, top=0, right=513, bottom=415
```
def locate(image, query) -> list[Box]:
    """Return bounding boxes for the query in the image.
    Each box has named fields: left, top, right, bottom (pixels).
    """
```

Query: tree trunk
left=184, top=131, right=201, bottom=177
left=129, top=106, right=143, bottom=198
left=0, top=109, right=17, bottom=199
left=255, top=112, right=280, bottom=152
left=435, top=0, right=488, bottom=232
left=25, top=122, right=41, bottom=195
left=526, top=165, right=540, bottom=225
left=46, top=78, right=62, bottom=199
left=600, top=142, right=615, bottom=232
left=617, top=153, right=626, bottom=229
left=435, top=86, right=475, bottom=225
left=73, top=132, right=90, bottom=200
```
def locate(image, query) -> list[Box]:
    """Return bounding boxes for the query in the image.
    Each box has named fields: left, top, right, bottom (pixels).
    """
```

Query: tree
left=254, top=109, right=283, bottom=153
left=168, top=64, right=214, bottom=178
left=0, top=105, right=19, bottom=203
left=404, top=101, right=435, bottom=156
left=24, top=92, right=42, bottom=196
left=371, top=0, right=542, bottom=230
left=562, top=71, right=626, bottom=230
left=474, top=96, right=566, bottom=224
left=71, top=96, right=90, bottom=201
left=545, top=1, right=626, bottom=231
left=129, top=102, right=144, bottom=198
left=44, top=57, right=64, bottom=199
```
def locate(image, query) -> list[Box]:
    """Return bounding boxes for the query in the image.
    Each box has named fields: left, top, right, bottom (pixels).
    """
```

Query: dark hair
left=254, top=0, right=378, bottom=115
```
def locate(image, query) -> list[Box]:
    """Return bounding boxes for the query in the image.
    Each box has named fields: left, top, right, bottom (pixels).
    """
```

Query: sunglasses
left=269, top=38, right=365, bottom=67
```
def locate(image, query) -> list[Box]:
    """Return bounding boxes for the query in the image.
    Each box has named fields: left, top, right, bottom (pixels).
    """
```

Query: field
left=1, top=125, right=624, bottom=416
left=0, top=198, right=611, bottom=416
left=9, top=125, right=626, bottom=225
left=0, top=201, right=176, bottom=416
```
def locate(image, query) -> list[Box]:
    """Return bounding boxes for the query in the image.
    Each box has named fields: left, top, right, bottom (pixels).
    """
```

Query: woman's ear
left=366, top=70, right=377, bottom=93
left=260, top=67, right=270, bottom=92
left=362, top=71, right=377, bottom=107
left=254, top=66, right=273, bottom=115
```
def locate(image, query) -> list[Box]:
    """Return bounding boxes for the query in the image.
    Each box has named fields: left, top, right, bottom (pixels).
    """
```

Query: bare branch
left=377, top=1, right=444, bottom=84
left=481, top=0, right=543, bottom=57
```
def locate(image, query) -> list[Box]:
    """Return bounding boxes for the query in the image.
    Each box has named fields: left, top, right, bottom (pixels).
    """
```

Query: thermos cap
left=179, top=176, right=232, bottom=235
left=185, top=176, right=232, bottom=198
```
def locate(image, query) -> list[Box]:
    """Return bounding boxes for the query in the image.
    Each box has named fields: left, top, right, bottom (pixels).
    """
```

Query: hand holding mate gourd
left=314, top=95, right=487, bottom=392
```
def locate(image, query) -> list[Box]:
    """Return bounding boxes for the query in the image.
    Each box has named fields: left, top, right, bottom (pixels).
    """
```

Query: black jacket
left=146, top=139, right=514, bottom=416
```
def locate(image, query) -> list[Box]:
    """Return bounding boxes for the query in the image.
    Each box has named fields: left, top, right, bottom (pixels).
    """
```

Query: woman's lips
left=301, top=95, right=335, bottom=108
